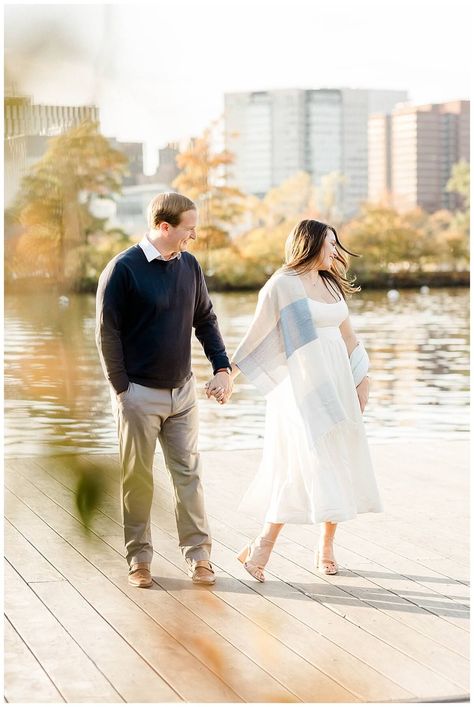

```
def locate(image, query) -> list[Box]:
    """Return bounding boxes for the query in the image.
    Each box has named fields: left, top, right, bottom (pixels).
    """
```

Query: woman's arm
left=339, top=315, right=370, bottom=412
left=339, top=315, right=359, bottom=357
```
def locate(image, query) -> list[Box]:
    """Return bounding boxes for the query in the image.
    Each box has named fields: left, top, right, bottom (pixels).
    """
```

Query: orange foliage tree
left=7, top=121, right=128, bottom=285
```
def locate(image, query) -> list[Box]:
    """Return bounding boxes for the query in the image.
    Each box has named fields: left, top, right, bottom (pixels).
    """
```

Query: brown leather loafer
left=188, top=560, right=216, bottom=585
left=128, top=562, right=153, bottom=588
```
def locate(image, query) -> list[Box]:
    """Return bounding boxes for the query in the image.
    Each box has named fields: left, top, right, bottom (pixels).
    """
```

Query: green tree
left=7, top=121, right=128, bottom=285
left=445, top=160, right=470, bottom=268
left=446, top=159, right=470, bottom=211
left=342, top=204, right=432, bottom=277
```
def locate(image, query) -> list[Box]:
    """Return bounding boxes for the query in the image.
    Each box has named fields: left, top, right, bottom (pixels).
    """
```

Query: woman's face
left=315, top=230, right=337, bottom=270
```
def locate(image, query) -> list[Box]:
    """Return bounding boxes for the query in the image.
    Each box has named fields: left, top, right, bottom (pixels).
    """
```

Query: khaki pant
left=110, top=376, right=211, bottom=568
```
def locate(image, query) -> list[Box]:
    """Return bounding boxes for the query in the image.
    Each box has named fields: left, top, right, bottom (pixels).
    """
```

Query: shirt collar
left=138, top=233, right=182, bottom=262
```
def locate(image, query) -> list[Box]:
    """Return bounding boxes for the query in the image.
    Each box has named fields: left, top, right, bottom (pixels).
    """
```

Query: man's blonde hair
left=147, top=192, right=196, bottom=228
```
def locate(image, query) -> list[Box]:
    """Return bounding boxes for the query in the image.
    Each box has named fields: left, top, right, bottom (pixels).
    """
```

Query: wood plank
left=4, top=561, right=122, bottom=703
left=4, top=526, right=183, bottom=704
left=8, top=456, right=413, bottom=702
left=4, top=617, right=65, bottom=703
left=19, top=458, right=465, bottom=701
left=28, top=581, right=183, bottom=704
left=71, top=454, right=470, bottom=661
left=201, top=498, right=467, bottom=676
left=202, top=443, right=469, bottom=568
left=7, top=454, right=469, bottom=702
left=5, top=461, right=361, bottom=703
left=103, top=537, right=399, bottom=702
left=4, top=486, right=241, bottom=703
left=202, top=524, right=470, bottom=693
left=168, top=451, right=470, bottom=623
left=4, top=519, right=63, bottom=584
left=271, top=519, right=470, bottom=618
left=208, top=511, right=470, bottom=657
left=143, top=447, right=470, bottom=587
left=24, top=460, right=428, bottom=698
left=132, top=523, right=465, bottom=700
left=80, top=452, right=469, bottom=654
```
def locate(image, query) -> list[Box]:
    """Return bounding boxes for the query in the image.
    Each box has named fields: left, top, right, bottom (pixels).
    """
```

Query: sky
left=4, top=0, right=472, bottom=164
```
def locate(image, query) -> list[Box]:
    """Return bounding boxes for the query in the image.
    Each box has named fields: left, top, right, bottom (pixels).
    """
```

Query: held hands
left=356, top=376, right=370, bottom=413
left=205, top=371, right=233, bottom=405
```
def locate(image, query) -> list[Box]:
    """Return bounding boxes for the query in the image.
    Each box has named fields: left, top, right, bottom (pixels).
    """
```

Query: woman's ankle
left=319, top=537, right=335, bottom=548
left=255, top=535, right=275, bottom=546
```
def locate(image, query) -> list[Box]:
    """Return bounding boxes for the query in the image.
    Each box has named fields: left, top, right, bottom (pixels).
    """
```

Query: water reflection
left=4, top=288, right=469, bottom=456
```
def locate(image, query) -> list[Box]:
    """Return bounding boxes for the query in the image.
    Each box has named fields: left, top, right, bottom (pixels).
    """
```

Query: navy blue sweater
left=95, top=245, right=230, bottom=394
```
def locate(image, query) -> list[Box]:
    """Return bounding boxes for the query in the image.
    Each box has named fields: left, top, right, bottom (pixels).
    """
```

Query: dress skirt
left=238, top=297, right=384, bottom=524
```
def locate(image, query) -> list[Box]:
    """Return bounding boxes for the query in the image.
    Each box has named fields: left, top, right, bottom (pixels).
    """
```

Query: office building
left=369, top=100, right=470, bottom=213
left=368, top=114, right=392, bottom=203
left=225, top=87, right=407, bottom=217
left=107, top=138, right=144, bottom=186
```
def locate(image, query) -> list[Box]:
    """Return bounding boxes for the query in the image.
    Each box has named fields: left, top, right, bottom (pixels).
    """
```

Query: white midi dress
left=238, top=296, right=384, bottom=524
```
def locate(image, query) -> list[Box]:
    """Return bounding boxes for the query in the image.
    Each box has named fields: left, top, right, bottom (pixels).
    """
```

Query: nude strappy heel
left=237, top=537, right=274, bottom=582
left=315, top=548, right=339, bottom=575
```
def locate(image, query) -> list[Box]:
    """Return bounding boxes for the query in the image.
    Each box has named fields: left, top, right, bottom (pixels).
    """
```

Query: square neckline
left=307, top=296, right=344, bottom=305
left=295, top=274, right=343, bottom=304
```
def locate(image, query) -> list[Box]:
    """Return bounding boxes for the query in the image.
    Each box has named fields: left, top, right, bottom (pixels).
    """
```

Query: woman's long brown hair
left=282, top=219, right=360, bottom=299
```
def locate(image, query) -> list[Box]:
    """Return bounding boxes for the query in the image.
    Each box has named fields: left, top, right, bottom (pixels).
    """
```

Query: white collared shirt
left=138, top=233, right=182, bottom=262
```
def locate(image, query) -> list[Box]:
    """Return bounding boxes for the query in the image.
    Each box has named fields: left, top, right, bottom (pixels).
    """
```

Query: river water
left=4, top=288, right=469, bottom=456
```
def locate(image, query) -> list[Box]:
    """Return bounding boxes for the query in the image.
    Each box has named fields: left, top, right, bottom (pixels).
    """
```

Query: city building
left=224, top=87, right=407, bottom=217
left=110, top=182, right=171, bottom=236
left=4, top=94, right=100, bottom=205
left=155, top=143, right=180, bottom=185
left=368, top=114, right=392, bottom=203
left=369, top=100, right=470, bottom=213
left=107, top=138, right=144, bottom=186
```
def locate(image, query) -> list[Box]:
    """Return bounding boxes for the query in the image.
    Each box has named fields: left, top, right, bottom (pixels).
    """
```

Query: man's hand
left=205, top=371, right=233, bottom=405
left=116, top=383, right=131, bottom=402
left=356, top=376, right=370, bottom=413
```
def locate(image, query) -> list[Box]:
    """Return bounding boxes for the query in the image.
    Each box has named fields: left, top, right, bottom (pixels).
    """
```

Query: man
left=96, top=192, right=233, bottom=588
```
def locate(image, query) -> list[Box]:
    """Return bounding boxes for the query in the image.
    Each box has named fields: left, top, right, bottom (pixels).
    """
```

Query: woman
left=208, top=219, right=383, bottom=579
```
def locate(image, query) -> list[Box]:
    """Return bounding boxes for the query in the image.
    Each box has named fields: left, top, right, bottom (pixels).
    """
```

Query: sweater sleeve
left=95, top=260, right=130, bottom=394
left=193, top=263, right=231, bottom=374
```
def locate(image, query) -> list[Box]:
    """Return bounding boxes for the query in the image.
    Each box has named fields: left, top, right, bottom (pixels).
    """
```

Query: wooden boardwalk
left=4, top=440, right=469, bottom=703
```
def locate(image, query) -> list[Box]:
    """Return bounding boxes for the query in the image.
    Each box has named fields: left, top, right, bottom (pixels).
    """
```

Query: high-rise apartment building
left=368, top=114, right=392, bottom=202
left=225, top=89, right=305, bottom=197
left=4, top=94, right=100, bottom=205
left=225, top=87, right=407, bottom=217
left=369, top=100, right=470, bottom=213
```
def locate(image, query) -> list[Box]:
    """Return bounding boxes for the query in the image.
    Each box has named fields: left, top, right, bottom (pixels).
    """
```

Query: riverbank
left=4, top=269, right=470, bottom=294
left=4, top=439, right=469, bottom=702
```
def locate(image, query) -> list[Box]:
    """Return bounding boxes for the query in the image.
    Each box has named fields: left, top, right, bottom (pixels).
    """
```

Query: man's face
left=167, top=209, right=198, bottom=253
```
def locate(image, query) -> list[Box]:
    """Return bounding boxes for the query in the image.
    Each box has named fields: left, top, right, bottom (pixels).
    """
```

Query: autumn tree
left=314, top=171, right=346, bottom=225
left=342, top=204, right=431, bottom=277
left=172, top=123, right=246, bottom=267
left=259, top=171, right=318, bottom=227
left=7, top=121, right=128, bottom=285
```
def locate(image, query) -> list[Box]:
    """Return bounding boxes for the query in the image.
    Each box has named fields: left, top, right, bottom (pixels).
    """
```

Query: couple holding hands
left=96, top=192, right=382, bottom=589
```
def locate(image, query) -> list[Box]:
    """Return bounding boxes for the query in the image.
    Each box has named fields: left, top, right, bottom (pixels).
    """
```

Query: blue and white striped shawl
left=233, top=269, right=359, bottom=448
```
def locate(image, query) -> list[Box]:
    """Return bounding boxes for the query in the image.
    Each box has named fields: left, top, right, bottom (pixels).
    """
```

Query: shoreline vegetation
left=4, top=271, right=470, bottom=295
left=5, top=121, right=470, bottom=295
